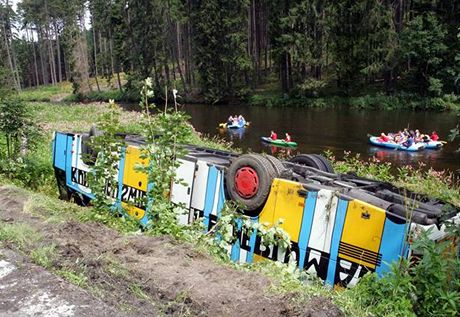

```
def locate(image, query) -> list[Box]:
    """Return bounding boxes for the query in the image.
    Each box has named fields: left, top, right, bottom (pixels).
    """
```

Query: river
left=181, top=104, right=460, bottom=174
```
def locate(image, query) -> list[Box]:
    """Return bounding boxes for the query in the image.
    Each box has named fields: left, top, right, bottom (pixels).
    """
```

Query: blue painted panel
left=53, top=133, right=68, bottom=171
left=245, top=218, right=259, bottom=263
left=376, top=217, right=407, bottom=277
left=203, top=166, right=218, bottom=228
left=230, top=218, right=243, bottom=262
left=298, top=191, right=317, bottom=268
left=65, top=136, right=74, bottom=186
left=326, top=199, right=348, bottom=285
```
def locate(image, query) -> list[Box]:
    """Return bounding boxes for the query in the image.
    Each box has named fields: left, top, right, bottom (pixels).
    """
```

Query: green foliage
left=30, top=244, right=56, bottom=269
left=352, top=262, right=416, bottom=317
left=18, top=83, right=72, bottom=102
left=87, top=100, right=125, bottom=212
left=191, top=0, right=251, bottom=103
left=0, top=222, right=41, bottom=250
left=196, top=201, right=292, bottom=261
left=136, top=78, right=193, bottom=237
left=0, top=98, right=41, bottom=158
left=401, top=12, right=448, bottom=96
left=56, top=267, right=88, bottom=287
left=326, top=150, right=460, bottom=207
left=350, top=228, right=460, bottom=317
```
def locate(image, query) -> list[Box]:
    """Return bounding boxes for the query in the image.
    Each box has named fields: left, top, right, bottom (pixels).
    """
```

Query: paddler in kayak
left=431, top=131, right=439, bottom=141
left=378, top=133, right=391, bottom=142
left=270, top=130, right=278, bottom=140
left=284, top=133, right=292, bottom=142
left=227, top=115, right=234, bottom=126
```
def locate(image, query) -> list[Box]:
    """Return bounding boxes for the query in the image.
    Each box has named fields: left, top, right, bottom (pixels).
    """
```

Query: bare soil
left=0, top=186, right=344, bottom=317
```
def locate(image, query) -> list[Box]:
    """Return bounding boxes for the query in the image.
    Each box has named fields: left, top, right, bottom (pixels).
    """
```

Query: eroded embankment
left=0, top=186, right=343, bottom=317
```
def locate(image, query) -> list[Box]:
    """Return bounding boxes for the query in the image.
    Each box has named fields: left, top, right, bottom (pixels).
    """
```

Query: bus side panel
left=271, top=179, right=305, bottom=243
left=121, top=145, right=148, bottom=223
left=53, top=132, right=69, bottom=171
left=375, top=215, right=408, bottom=277
left=202, top=166, right=224, bottom=231
left=299, top=189, right=338, bottom=280
left=326, top=199, right=349, bottom=285
left=339, top=200, right=386, bottom=270
left=69, top=135, right=91, bottom=195
left=171, top=158, right=196, bottom=225
left=190, top=161, right=210, bottom=212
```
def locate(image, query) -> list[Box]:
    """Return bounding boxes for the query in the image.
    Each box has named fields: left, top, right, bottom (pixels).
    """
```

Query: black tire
left=289, top=154, right=326, bottom=171
left=55, top=169, right=70, bottom=201
left=311, top=154, right=335, bottom=173
left=226, top=154, right=276, bottom=215
left=70, top=191, right=90, bottom=207
left=264, top=155, right=286, bottom=176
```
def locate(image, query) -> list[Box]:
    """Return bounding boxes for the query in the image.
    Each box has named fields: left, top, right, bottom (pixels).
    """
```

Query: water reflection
left=368, top=147, right=443, bottom=167
left=260, top=142, right=295, bottom=157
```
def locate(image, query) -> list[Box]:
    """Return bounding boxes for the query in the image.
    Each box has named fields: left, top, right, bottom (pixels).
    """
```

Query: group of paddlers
left=377, top=129, right=439, bottom=148
left=227, top=115, right=246, bottom=126
left=270, top=130, right=292, bottom=142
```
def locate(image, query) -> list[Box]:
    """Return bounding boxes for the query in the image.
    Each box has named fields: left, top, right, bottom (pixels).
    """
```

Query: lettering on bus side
left=71, top=167, right=89, bottom=187
left=120, top=185, right=147, bottom=209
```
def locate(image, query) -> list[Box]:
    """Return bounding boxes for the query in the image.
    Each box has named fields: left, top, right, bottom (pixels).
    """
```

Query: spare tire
left=226, top=154, right=276, bottom=215
left=289, top=154, right=326, bottom=171
left=311, top=154, right=335, bottom=173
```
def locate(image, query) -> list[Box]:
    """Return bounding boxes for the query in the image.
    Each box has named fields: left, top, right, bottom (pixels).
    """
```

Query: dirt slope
left=0, top=186, right=344, bottom=317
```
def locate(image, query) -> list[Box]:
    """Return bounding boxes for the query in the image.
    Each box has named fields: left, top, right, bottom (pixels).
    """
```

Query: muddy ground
left=0, top=186, right=344, bottom=317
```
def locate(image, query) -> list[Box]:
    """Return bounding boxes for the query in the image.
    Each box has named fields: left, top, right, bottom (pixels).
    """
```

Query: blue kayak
left=369, top=136, right=425, bottom=152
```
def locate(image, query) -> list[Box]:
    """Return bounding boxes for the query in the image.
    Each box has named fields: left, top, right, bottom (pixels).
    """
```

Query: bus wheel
left=289, top=154, right=332, bottom=172
left=226, top=154, right=276, bottom=215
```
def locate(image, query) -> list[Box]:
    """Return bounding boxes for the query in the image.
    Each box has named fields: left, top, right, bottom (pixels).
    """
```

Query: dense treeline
left=0, top=0, right=459, bottom=103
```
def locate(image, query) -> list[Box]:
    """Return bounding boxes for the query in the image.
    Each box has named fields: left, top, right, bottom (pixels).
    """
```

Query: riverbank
left=249, top=91, right=460, bottom=111
left=16, top=81, right=460, bottom=112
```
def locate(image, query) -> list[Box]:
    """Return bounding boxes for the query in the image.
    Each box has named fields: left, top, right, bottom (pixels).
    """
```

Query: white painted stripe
left=191, top=161, right=209, bottom=211
left=239, top=248, right=248, bottom=264
left=307, top=189, right=338, bottom=253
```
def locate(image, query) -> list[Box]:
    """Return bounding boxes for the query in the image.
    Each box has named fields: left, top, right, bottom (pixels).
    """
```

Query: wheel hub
left=234, top=166, right=259, bottom=198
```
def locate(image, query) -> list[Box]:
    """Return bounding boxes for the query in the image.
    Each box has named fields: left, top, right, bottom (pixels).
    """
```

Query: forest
left=0, top=0, right=459, bottom=104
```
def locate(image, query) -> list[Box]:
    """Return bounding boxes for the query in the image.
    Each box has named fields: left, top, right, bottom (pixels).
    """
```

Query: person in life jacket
left=378, top=133, right=390, bottom=142
left=430, top=131, right=439, bottom=141
left=227, top=115, right=233, bottom=125
left=270, top=130, right=277, bottom=140
left=284, top=133, right=292, bottom=142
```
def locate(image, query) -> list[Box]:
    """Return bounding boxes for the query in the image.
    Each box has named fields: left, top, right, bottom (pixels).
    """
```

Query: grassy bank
left=17, top=80, right=460, bottom=111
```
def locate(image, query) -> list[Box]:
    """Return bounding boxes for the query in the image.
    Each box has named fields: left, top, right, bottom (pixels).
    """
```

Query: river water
left=181, top=104, right=460, bottom=174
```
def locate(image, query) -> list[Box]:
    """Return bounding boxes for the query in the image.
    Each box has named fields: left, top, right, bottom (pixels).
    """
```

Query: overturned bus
left=52, top=130, right=459, bottom=287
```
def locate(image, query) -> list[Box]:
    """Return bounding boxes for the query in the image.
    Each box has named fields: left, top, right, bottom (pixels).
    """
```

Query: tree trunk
left=55, top=23, right=63, bottom=83
left=91, top=17, right=101, bottom=92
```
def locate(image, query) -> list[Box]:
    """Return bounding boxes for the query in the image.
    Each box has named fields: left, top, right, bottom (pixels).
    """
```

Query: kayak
left=424, top=140, right=444, bottom=149
left=261, top=137, right=297, bottom=147
left=218, top=121, right=249, bottom=129
left=369, top=136, right=425, bottom=152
